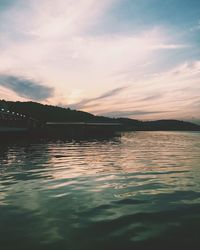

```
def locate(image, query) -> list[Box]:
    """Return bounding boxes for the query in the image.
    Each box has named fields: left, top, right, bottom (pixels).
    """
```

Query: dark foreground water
left=0, top=131, right=200, bottom=250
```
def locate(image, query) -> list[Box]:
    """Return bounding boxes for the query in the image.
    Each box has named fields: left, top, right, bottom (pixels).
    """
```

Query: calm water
left=0, top=131, right=200, bottom=250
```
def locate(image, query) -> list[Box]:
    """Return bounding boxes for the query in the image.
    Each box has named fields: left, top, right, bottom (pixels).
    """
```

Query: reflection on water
left=0, top=131, right=200, bottom=250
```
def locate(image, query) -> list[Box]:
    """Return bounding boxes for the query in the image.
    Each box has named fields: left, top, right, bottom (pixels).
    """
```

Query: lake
left=0, top=131, right=200, bottom=250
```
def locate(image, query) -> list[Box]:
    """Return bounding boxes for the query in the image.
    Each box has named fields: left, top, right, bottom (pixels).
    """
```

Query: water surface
left=0, top=131, right=200, bottom=250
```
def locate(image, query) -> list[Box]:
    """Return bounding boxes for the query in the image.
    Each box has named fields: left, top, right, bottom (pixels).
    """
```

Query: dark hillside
left=1, top=100, right=200, bottom=131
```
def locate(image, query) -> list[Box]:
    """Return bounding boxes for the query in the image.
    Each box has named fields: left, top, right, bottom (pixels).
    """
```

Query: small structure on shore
left=0, top=102, right=121, bottom=139
left=45, top=122, right=121, bottom=138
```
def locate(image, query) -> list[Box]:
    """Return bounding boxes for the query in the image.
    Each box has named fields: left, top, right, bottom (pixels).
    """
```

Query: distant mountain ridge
left=1, top=100, right=200, bottom=131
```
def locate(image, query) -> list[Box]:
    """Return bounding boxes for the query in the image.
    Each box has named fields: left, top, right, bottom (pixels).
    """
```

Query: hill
left=117, top=118, right=200, bottom=131
left=1, top=100, right=200, bottom=131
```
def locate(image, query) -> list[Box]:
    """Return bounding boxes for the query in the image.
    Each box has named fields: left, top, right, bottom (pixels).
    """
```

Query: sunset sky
left=0, top=0, right=199, bottom=122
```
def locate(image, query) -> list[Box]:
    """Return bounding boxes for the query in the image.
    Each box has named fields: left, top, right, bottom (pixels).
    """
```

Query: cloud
left=0, top=74, right=54, bottom=101
left=0, top=0, right=198, bottom=121
left=100, top=110, right=174, bottom=118
left=151, top=43, right=189, bottom=50
left=0, top=0, right=188, bottom=103
left=81, top=60, right=200, bottom=121
left=69, top=85, right=128, bottom=109
left=139, top=94, right=164, bottom=102
left=0, top=0, right=115, bottom=38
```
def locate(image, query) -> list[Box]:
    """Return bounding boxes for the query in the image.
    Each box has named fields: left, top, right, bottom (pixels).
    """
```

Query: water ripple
left=0, top=131, right=200, bottom=249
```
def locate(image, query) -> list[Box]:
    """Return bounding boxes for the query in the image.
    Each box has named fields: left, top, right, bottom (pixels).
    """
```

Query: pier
left=0, top=103, right=121, bottom=139
left=45, top=122, right=121, bottom=138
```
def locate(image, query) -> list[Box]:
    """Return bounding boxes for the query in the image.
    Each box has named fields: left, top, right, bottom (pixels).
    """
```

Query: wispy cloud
left=151, top=43, right=189, bottom=50
left=100, top=110, right=174, bottom=118
left=0, top=0, right=199, bottom=121
left=0, top=74, right=54, bottom=101
left=70, top=85, right=128, bottom=109
left=80, top=60, right=200, bottom=121
left=0, top=1, right=188, bottom=103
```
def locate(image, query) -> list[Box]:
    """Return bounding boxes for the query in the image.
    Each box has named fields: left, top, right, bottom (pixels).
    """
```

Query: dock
left=0, top=109, right=121, bottom=140
left=45, top=122, right=121, bottom=138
